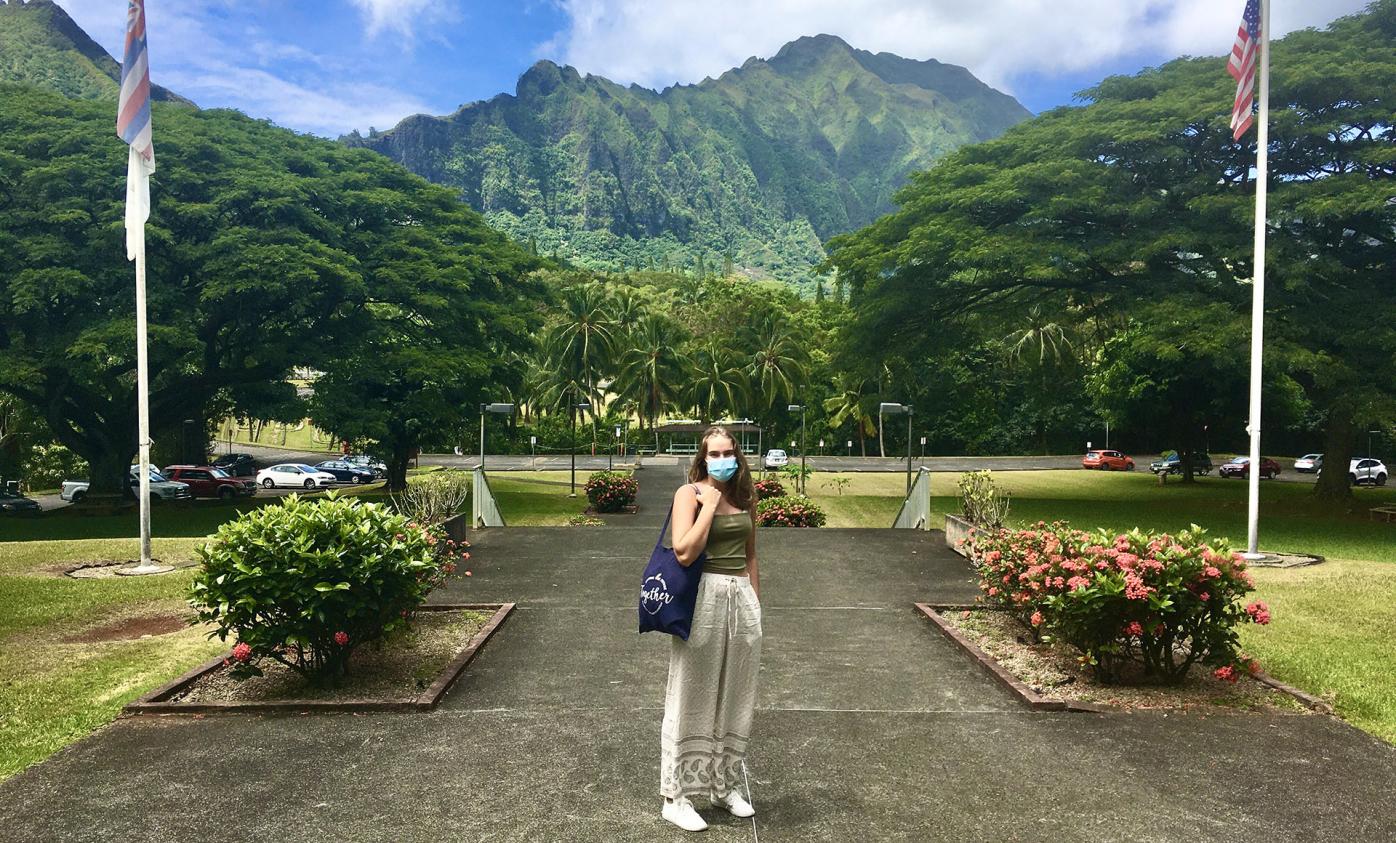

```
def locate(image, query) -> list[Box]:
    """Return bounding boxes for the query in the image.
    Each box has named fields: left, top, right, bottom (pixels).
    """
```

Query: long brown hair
left=686, top=425, right=755, bottom=512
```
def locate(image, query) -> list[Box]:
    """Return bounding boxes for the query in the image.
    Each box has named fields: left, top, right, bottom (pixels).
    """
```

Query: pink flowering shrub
left=968, top=520, right=1269, bottom=684
left=753, top=478, right=786, bottom=500
left=188, top=493, right=452, bottom=685
left=755, top=494, right=826, bottom=527
left=583, top=470, right=638, bottom=513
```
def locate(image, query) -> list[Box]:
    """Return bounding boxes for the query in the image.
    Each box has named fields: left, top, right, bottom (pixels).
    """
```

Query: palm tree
left=684, top=338, right=749, bottom=424
left=823, top=374, right=877, bottom=457
left=1004, top=304, right=1077, bottom=454
left=544, top=282, right=619, bottom=441
left=745, top=314, right=809, bottom=414
left=615, top=314, right=690, bottom=438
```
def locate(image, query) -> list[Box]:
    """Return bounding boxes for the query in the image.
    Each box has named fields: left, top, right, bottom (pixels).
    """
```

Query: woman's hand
left=694, top=483, right=722, bottom=510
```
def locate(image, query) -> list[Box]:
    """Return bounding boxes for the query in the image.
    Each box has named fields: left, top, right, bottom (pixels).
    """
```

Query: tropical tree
left=615, top=313, right=690, bottom=436
left=823, top=373, right=877, bottom=457
left=745, top=313, right=810, bottom=414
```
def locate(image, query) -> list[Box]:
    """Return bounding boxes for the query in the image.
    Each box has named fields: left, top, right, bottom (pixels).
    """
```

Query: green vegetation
left=0, top=0, right=189, bottom=104
left=346, top=35, right=1029, bottom=289
left=827, top=3, right=1396, bottom=490
left=0, top=83, right=541, bottom=495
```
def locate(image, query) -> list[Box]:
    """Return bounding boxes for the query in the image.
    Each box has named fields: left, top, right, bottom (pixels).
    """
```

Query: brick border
left=123, top=603, right=515, bottom=715
left=915, top=603, right=1329, bottom=715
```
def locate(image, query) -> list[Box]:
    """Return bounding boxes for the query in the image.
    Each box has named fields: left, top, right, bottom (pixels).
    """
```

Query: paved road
left=3, top=462, right=1393, bottom=841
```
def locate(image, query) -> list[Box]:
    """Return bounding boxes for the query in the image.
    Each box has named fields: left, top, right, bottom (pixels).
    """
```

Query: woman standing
left=660, top=425, right=763, bottom=832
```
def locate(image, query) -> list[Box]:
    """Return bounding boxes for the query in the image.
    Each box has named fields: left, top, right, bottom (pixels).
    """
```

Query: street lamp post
left=787, top=404, right=806, bottom=494
left=570, top=393, right=591, bottom=497
left=479, top=403, right=515, bottom=471
left=880, top=402, right=914, bottom=496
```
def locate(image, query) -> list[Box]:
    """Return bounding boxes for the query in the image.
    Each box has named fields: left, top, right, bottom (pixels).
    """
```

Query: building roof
left=655, top=421, right=763, bottom=434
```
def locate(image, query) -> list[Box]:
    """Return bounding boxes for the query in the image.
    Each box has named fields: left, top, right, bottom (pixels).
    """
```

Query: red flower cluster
left=755, top=495, right=826, bottom=527
left=333, top=631, right=350, bottom=646
left=231, top=641, right=252, bottom=662
left=968, top=521, right=1269, bottom=684
left=583, top=472, right=639, bottom=513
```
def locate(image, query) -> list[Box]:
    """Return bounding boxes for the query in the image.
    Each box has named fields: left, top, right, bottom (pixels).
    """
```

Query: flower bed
left=755, top=494, right=826, bottom=527
left=929, top=605, right=1314, bottom=714
left=968, top=521, right=1271, bottom=684
left=582, top=470, right=639, bottom=513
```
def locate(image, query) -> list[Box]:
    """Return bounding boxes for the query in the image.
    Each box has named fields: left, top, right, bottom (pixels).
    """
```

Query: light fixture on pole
left=570, top=394, right=591, bottom=497
left=479, top=403, right=515, bottom=471
left=787, top=404, right=806, bottom=494
left=880, top=402, right=914, bottom=496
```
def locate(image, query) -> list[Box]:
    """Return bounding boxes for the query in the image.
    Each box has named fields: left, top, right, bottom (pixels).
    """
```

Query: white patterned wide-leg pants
left=659, top=572, right=763, bottom=801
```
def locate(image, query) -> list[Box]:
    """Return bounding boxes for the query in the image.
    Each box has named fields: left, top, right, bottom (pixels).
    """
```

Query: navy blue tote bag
left=638, top=490, right=705, bottom=639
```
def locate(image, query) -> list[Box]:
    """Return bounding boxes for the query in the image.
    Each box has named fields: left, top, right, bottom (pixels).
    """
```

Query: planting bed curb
left=123, top=603, right=515, bottom=715
left=915, top=603, right=1329, bottom=715
left=583, top=504, right=639, bottom=515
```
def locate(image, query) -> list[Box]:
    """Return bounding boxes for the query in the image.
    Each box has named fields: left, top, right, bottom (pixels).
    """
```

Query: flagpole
left=123, top=147, right=168, bottom=575
left=1243, top=0, right=1271, bottom=559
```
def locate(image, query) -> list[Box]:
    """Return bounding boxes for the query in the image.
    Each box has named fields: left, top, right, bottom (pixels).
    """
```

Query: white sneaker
left=662, top=797, right=708, bottom=832
left=714, top=790, right=756, bottom=818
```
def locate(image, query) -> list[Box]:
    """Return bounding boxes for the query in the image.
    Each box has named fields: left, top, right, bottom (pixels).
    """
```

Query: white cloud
left=539, top=0, right=1372, bottom=93
left=345, top=0, right=454, bottom=40
left=51, top=0, right=434, bottom=136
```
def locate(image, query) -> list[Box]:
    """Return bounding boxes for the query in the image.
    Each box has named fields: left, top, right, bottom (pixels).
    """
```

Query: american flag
left=1226, top=0, right=1261, bottom=141
left=117, top=0, right=155, bottom=260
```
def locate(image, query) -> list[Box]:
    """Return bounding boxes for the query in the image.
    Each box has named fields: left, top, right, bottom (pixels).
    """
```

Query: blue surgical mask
left=706, top=456, right=738, bottom=482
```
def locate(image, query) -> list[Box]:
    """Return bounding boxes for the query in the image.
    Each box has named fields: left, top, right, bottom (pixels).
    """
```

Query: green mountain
left=0, top=0, right=190, bottom=105
left=346, top=34, right=1030, bottom=288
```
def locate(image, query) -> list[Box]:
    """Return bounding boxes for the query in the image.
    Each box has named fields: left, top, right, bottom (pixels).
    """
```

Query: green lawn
left=0, top=468, right=613, bottom=782
left=808, top=469, right=1396, bottom=744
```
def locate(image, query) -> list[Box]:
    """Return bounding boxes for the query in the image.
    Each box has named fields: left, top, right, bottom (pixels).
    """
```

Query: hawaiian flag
left=117, top=0, right=155, bottom=260
left=1227, top=0, right=1261, bottom=141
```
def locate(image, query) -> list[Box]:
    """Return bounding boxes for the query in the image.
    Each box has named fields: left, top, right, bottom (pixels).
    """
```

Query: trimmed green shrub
left=583, top=470, right=638, bottom=513
left=187, top=493, right=451, bottom=685
left=755, top=494, right=826, bottom=527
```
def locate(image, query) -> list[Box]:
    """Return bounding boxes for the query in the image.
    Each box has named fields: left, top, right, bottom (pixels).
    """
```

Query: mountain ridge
left=0, top=0, right=192, bottom=105
left=347, top=34, right=1031, bottom=287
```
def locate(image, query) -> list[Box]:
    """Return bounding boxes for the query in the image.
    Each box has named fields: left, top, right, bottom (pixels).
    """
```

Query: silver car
left=1293, top=453, right=1322, bottom=473
left=763, top=449, right=788, bottom=469
left=60, top=467, right=192, bottom=503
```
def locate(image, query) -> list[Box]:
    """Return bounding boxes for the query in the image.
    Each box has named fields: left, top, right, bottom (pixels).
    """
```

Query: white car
left=764, top=449, right=788, bottom=469
left=1293, top=453, right=1323, bottom=473
left=1347, top=458, right=1388, bottom=486
left=256, top=463, right=338, bottom=490
left=60, top=466, right=192, bottom=503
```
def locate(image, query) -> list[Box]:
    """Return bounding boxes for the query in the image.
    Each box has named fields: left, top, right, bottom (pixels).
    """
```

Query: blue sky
left=56, top=0, right=1369, bottom=137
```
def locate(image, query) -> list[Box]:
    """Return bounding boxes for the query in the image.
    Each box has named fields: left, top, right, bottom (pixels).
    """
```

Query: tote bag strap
left=656, top=484, right=702, bottom=550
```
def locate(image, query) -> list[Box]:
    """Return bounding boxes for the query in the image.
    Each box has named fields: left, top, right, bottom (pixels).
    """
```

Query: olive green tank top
left=704, top=512, right=752, bottom=574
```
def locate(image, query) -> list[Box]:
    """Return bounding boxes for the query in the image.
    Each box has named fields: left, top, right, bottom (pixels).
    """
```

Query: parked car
left=315, top=459, right=377, bottom=484
left=763, top=449, right=788, bottom=469
left=1343, top=457, right=1388, bottom=486
left=1149, top=452, right=1214, bottom=476
left=342, top=454, right=387, bottom=478
left=1219, top=456, right=1282, bottom=479
left=1082, top=450, right=1135, bottom=471
left=0, top=488, right=41, bottom=515
left=212, top=452, right=258, bottom=477
left=161, top=465, right=258, bottom=499
left=256, top=463, right=337, bottom=490
left=1293, top=453, right=1323, bottom=473
left=60, top=466, right=192, bottom=503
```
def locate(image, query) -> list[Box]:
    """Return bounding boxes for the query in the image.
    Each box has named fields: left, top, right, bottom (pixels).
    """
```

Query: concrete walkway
left=1, top=464, right=1392, bottom=841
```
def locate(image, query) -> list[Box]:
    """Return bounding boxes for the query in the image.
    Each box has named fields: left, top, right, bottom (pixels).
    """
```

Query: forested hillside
left=346, top=34, right=1030, bottom=289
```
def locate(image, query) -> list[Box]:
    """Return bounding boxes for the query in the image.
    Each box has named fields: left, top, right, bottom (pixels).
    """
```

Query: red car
left=161, top=465, right=258, bottom=499
left=1082, top=450, right=1135, bottom=471
left=1219, top=456, right=1282, bottom=479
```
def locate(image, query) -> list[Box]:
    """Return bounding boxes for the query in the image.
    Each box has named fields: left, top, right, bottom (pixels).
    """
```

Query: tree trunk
left=386, top=443, right=412, bottom=493
left=1313, top=405, right=1356, bottom=503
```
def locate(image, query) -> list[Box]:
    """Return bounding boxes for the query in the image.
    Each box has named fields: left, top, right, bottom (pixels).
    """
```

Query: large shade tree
left=827, top=2, right=1394, bottom=498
